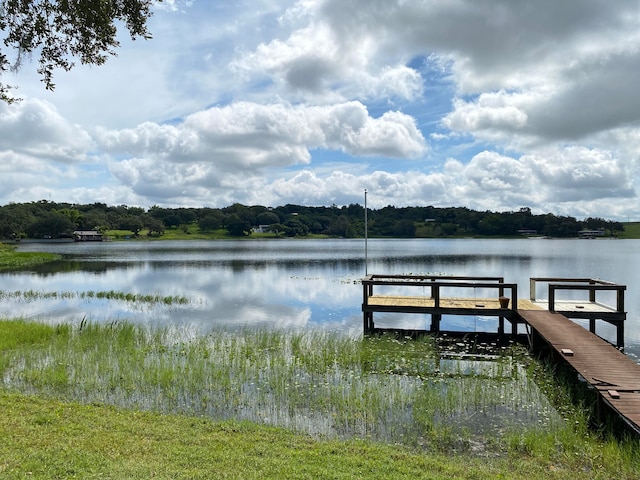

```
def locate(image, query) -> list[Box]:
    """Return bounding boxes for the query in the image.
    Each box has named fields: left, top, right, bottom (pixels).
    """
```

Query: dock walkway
left=520, top=309, right=640, bottom=434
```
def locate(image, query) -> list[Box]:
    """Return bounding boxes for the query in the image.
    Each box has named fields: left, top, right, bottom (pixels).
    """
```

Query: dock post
left=617, top=321, right=625, bottom=351
left=362, top=278, right=372, bottom=334
left=430, top=282, right=441, bottom=332
left=498, top=284, right=505, bottom=335
left=430, top=314, right=441, bottom=333
left=509, top=284, right=518, bottom=338
left=363, top=311, right=374, bottom=335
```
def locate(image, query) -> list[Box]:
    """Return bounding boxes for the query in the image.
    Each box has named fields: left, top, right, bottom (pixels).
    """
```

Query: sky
left=1, top=0, right=640, bottom=220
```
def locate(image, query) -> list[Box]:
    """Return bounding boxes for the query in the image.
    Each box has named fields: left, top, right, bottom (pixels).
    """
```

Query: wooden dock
left=362, top=275, right=638, bottom=434
left=362, top=275, right=626, bottom=347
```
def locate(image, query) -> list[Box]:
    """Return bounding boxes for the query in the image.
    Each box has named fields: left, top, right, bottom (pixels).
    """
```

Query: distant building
left=252, top=225, right=273, bottom=234
left=517, top=229, right=538, bottom=235
left=578, top=229, right=605, bottom=238
left=73, top=230, right=103, bottom=241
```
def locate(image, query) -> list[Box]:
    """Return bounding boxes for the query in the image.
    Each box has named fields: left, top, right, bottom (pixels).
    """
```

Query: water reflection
left=5, top=238, right=640, bottom=358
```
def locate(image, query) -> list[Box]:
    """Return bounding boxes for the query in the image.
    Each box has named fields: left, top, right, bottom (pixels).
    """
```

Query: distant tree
left=198, top=214, right=222, bottom=232
left=583, top=217, right=607, bottom=231
left=226, top=214, right=251, bottom=236
left=393, top=219, right=416, bottom=237
left=369, top=217, right=394, bottom=236
left=607, top=220, right=624, bottom=236
left=119, top=215, right=143, bottom=236
left=77, top=209, right=110, bottom=231
left=439, top=222, right=459, bottom=236
left=327, top=216, right=352, bottom=237
left=283, top=219, right=309, bottom=237
left=0, top=209, right=23, bottom=238
left=270, top=223, right=285, bottom=236
left=256, top=211, right=280, bottom=226
left=478, top=213, right=505, bottom=236
left=163, top=215, right=181, bottom=228
left=1, top=0, right=155, bottom=103
left=144, top=216, right=165, bottom=236
left=175, top=208, right=197, bottom=225
left=25, top=212, right=74, bottom=238
left=224, top=203, right=256, bottom=226
left=57, top=208, right=81, bottom=228
left=345, top=203, right=364, bottom=218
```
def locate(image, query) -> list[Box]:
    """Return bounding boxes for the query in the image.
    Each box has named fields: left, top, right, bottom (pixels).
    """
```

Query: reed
left=0, top=320, right=577, bottom=453
left=0, top=289, right=189, bottom=305
left=0, top=321, right=596, bottom=449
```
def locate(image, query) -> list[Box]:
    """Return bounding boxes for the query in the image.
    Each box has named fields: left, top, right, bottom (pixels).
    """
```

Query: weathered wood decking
left=521, top=309, right=640, bottom=434
left=362, top=275, right=637, bottom=434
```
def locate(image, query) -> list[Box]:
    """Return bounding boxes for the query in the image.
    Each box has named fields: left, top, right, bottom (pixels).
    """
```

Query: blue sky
left=2, top=0, right=640, bottom=220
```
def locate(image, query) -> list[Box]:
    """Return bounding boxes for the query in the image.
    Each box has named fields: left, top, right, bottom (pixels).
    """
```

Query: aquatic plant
left=0, top=321, right=570, bottom=451
left=0, top=289, right=190, bottom=305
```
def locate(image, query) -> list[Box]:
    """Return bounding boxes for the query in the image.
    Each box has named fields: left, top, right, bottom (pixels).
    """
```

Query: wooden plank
left=367, top=296, right=539, bottom=310
left=531, top=300, right=618, bottom=314
left=368, top=295, right=543, bottom=311
left=601, top=393, right=640, bottom=431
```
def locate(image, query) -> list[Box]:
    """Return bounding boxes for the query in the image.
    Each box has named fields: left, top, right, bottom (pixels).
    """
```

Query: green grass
left=106, top=226, right=235, bottom=240
left=2, top=391, right=616, bottom=480
left=1, top=319, right=640, bottom=479
left=0, top=243, right=61, bottom=270
left=105, top=225, right=329, bottom=240
left=618, top=222, right=640, bottom=239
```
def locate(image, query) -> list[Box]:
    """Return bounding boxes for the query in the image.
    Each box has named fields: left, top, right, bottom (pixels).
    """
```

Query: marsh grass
left=0, top=289, right=189, bottom=305
left=0, top=320, right=570, bottom=452
left=0, top=243, right=61, bottom=270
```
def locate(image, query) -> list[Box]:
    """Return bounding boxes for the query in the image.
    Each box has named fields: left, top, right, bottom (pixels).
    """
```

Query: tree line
left=0, top=200, right=625, bottom=240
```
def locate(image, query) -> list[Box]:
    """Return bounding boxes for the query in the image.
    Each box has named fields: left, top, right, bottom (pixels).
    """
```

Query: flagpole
left=364, top=189, right=368, bottom=276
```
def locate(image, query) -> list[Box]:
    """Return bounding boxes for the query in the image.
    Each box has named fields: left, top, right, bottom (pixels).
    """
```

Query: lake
left=5, top=238, right=640, bottom=361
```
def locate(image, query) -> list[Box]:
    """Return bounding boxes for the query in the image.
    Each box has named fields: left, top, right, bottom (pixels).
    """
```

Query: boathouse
left=73, top=230, right=103, bottom=241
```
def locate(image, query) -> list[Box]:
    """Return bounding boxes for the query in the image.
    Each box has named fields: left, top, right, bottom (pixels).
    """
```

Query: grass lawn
left=4, top=391, right=640, bottom=480
left=618, top=222, right=640, bottom=239
left=0, top=391, right=529, bottom=480
left=105, top=226, right=329, bottom=241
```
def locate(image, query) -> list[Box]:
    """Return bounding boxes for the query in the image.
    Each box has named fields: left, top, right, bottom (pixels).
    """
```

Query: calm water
left=5, top=238, right=640, bottom=360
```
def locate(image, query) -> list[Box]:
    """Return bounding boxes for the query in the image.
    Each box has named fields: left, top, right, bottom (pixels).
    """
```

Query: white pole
left=364, top=189, right=368, bottom=276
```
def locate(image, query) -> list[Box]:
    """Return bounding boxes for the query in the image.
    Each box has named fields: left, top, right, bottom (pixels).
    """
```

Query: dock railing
left=362, top=274, right=519, bottom=334
left=529, top=277, right=626, bottom=348
left=529, top=277, right=625, bottom=313
left=363, top=274, right=517, bottom=306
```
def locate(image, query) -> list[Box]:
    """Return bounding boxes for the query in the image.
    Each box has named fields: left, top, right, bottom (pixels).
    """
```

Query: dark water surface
left=6, top=238, right=640, bottom=360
